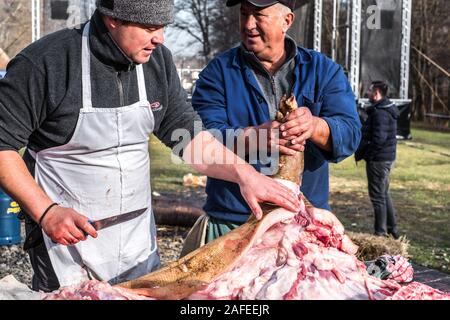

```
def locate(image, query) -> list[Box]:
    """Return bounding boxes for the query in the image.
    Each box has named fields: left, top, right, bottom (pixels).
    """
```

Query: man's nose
left=152, top=28, right=165, bottom=45
left=242, top=14, right=257, bottom=31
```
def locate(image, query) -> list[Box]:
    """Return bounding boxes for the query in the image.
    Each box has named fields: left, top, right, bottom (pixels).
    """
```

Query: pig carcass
left=44, top=96, right=449, bottom=300
left=44, top=196, right=449, bottom=300
left=115, top=95, right=449, bottom=300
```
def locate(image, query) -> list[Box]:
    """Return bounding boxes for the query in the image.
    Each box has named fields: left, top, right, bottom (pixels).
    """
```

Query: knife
left=84, top=207, right=148, bottom=235
left=23, top=208, right=148, bottom=250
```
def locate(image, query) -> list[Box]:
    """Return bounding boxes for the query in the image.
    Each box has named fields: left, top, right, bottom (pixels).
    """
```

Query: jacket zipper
left=116, top=72, right=124, bottom=107
left=271, top=75, right=278, bottom=112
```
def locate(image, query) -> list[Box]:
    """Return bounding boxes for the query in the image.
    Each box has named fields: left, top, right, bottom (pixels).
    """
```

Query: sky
left=164, top=27, right=200, bottom=57
left=163, top=9, right=203, bottom=58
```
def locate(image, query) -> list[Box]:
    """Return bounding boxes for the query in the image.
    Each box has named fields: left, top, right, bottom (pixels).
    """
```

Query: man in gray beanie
left=0, top=0, right=301, bottom=292
left=96, top=0, right=175, bottom=26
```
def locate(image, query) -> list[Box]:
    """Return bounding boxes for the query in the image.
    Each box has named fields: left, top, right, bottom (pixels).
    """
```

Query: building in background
left=34, top=0, right=95, bottom=39
left=178, top=68, right=201, bottom=101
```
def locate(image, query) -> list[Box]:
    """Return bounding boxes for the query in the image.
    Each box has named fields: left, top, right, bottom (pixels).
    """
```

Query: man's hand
left=0, top=150, right=97, bottom=246
left=237, top=168, right=301, bottom=220
left=280, top=107, right=332, bottom=152
left=251, top=120, right=305, bottom=156
left=183, top=131, right=301, bottom=220
left=40, top=206, right=98, bottom=246
left=280, top=107, right=317, bottom=144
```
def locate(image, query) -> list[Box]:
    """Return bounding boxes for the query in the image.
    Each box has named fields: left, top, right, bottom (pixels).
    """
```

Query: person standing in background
left=356, top=81, right=400, bottom=239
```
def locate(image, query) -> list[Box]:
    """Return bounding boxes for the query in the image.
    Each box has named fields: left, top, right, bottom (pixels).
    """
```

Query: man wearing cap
left=185, top=0, right=361, bottom=247
left=0, top=0, right=301, bottom=292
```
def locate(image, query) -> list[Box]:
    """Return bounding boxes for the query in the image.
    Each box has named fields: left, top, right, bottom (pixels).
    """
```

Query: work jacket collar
left=231, top=36, right=312, bottom=70
left=89, top=10, right=136, bottom=72
left=239, top=36, right=297, bottom=75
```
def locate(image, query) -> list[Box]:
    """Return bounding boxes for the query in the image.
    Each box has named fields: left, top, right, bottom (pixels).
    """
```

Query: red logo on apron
left=150, top=101, right=162, bottom=111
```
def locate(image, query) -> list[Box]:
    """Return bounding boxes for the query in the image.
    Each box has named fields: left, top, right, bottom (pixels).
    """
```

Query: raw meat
left=43, top=280, right=153, bottom=300
left=45, top=200, right=449, bottom=300
left=43, top=95, right=449, bottom=300
left=185, top=201, right=402, bottom=300
left=115, top=95, right=448, bottom=300
left=182, top=201, right=449, bottom=300
left=386, top=282, right=450, bottom=300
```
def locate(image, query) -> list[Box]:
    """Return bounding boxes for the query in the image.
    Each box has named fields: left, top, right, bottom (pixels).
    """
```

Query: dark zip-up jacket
left=0, top=10, right=201, bottom=173
left=358, top=98, right=399, bottom=162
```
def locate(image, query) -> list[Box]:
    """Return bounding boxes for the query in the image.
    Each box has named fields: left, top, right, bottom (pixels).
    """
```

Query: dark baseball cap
left=226, top=0, right=296, bottom=11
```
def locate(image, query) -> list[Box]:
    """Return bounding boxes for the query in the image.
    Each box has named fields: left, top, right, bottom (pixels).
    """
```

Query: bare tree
left=172, top=0, right=241, bottom=64
left=173, top=0, right=216, bottom=63
left=210, top=1, right=240, bottom=55
left=410, top=0, right=449, bottom=122
left=0, top=0, right=31, bottom=59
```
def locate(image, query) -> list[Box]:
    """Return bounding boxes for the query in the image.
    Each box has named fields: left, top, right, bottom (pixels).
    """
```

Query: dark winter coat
left=356, top=98, right=399, bottom=162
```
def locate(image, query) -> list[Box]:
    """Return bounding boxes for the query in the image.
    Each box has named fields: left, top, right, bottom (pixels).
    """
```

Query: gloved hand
left=366, top=255, right=414, bottom=283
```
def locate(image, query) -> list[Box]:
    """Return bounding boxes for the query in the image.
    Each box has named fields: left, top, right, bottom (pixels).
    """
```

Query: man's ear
left=103, top=15, right=121, bottom=30
left=283, top=12, right=295, bottom=33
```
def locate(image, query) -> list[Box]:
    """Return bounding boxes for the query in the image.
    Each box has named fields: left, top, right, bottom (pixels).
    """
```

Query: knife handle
left=83, top=219, right=95, bottom=237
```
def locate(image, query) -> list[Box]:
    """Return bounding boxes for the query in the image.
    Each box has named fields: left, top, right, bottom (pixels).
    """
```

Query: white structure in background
left=178, top=68, right=202, bottom=99
left=399, top=0, right=412, bottom=101
left=31, top=0, right=96, bottom=41
left=290, top=0, right=412, bottom=104
left=31, top=0, right=41, bottom=42
left=313, top=0, right=322, bottom=52
left=289, top=0, right=413, bottom=139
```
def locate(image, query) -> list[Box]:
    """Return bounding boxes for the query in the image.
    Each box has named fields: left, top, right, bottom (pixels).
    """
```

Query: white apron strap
left=81, top=22, right=93, bottom=111
left=136, top=64, right=148, bottom=102
left=82, top=22, right=147, bottom=110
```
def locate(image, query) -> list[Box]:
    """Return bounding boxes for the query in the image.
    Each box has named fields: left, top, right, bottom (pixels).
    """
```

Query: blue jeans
left=366, top=161, right=398, bottom=236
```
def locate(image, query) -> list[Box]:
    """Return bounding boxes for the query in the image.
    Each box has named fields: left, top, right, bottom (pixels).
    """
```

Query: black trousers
left=24, top=217, right=60, bottom=292
left=366, top=161, right=398, bottom=236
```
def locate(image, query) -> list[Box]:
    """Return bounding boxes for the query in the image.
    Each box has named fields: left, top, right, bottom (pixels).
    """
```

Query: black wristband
left=38, top=203, right=58, bottom=227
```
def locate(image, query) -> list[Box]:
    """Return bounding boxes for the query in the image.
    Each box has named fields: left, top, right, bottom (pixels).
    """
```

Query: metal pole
left=31, top=0, right=35, bottom=42
left=345, top=0, right=351, bottom=71
left=349, top=0, right=361, bottom=98
left=31, top=0, right=41, bottom=42
left=313, top=0, right=323, bottom=52
left=331, top=0, right=338, bottom=61
left=400, top=0, right=412, bottom=100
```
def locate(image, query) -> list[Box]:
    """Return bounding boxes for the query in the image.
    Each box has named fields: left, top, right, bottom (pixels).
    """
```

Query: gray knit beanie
left=96, top=0, right=174, bottom=26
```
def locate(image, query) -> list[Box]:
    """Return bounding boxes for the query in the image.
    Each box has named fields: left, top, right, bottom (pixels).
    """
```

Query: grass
left=149, top=138, right=192, bottom=193
left=149, top=126, right=450, bottom=273
left=329, top=127, right=450, bottom=272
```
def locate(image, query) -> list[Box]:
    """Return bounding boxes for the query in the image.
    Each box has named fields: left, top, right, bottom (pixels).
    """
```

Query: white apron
left=28, top=22, right=159, bottom=287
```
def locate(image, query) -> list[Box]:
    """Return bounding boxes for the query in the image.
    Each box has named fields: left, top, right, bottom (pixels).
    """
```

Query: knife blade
left=86, top=207, right=147, bottom=233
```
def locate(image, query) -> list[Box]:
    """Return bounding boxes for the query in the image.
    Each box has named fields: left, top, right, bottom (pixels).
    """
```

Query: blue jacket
left=358, top=98, right=399, bottom=162
left=192, top=46, right=361, bottom=223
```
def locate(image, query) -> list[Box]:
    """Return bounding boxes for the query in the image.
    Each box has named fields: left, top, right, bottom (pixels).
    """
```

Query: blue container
left=0, top=188, right=22, bottom=245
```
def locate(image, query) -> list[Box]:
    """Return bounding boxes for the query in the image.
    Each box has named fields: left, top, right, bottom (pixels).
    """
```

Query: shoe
left=388, top=231, right=400, bottom=240
left=374, top=232, right=388, bottom=237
